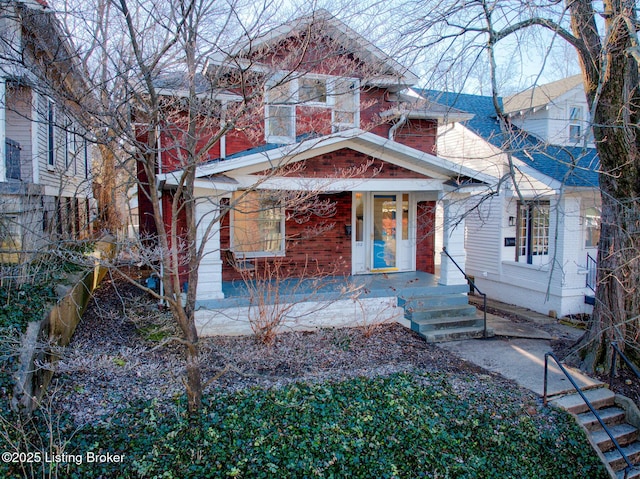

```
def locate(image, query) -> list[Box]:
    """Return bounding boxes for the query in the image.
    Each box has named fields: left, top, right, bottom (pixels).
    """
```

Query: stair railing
left=544, top=352, right=634, bottom=478
left=610, top=342, right=640, bottom=391
left=441, top=247, right=487, bottom=339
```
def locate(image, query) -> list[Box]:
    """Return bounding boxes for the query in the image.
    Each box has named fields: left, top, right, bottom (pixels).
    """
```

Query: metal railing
left=544, top=352, right=634, bottom=478
left=610, top=342, right=640, bottom=391
left=586, top=253, right=597, bottom=292
left=441, top=246, right=487, bottom=338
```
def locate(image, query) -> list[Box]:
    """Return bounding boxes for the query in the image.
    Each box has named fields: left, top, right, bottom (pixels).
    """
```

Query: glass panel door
left=372, top=194, right=397, bottom=270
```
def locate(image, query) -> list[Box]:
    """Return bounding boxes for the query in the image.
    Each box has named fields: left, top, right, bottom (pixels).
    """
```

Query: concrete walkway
left=437, top=303, right=603, bottom=398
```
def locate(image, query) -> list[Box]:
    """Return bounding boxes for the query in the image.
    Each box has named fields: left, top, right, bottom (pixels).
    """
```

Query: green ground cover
left=1, top=372, right=607, bottom=479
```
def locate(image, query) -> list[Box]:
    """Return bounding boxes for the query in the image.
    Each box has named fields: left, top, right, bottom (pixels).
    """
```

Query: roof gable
left=502, top=75, right=583, bottom=115
left=213, top=10, right=418, bottom=91
left=419, top=89, right=600, bottom=188
left=181, top=129, right=496, bottom=186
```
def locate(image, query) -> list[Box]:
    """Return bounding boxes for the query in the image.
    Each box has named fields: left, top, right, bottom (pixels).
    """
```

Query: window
left=331, top=78, right=359, bottom=132
left=299, top=78, right=327, bottom=104
left=265, top=77, right=296, bottom=144
left=264, top=74, right=359, bottom=143
left=584, top=206, right=600, bottom=248
left=47, top=100, right=55, bottom=168
left=569, top=106, right=582, bottom=141
left=232, top=191, right=284, bottom=256
left=516, top=201, right=550, bottom=264
left=65, top=120, right=76, bottom=171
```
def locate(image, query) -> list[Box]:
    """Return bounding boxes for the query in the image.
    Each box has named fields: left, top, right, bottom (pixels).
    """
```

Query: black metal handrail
left=441, top=246, right=487, bottom=338
left=586, top=253, right=597, bottom=293
left=544, top=352, right=634, bottom=478
left=610, top=342, right=640, bottom=391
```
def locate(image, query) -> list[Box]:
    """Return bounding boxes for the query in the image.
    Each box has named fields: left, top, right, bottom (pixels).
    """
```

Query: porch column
left=0, top=77, right=6, bottom=182
left=439, top=196, right=467, bottom=286
left=195, top=196, right=224, bottom=300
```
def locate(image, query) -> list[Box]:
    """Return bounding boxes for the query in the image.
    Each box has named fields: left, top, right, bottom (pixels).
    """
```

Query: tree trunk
left=568, top=0, right=640, bottom=372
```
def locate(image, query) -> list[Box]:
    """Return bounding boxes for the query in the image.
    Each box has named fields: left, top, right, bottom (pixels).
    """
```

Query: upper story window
left=264, top=74, right=360, bottom=144
left=569, top=105, right=583, bottom=141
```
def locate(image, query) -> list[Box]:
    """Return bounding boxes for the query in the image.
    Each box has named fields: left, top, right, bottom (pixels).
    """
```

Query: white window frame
left=583, top=205, right=601, bottom=248
left=516, top=201, right=550, bottom=265
left=231, top=191, right=285, bottom=258
left=329, top=77, right=360, bottom=132
left=569, top=105, right=582, bottom=142
left=47, top=99, right=55, bottom=169
left=264, top=73, right=360, bottom=143
left=265, top=75, right=296, bottom=144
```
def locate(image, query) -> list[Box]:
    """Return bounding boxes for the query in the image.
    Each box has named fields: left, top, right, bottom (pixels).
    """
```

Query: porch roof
left=160, top=129, right=498, bottom=190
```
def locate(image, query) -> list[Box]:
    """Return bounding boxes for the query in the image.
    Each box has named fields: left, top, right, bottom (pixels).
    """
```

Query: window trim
left=264, top=73, right=360, bottom=143
left=47, top=99, right=55, bottom=169
left=516, top=201, right=550, bottom=265
left=568, top=105, right=582, bottom=142
left=583, top=205, right=601, bottom=248
left=230, top=191, right=285, bottom=258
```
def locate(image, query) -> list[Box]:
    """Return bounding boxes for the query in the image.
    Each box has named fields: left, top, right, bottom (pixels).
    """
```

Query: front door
left=352, top=192, right=414, bottom=274
left=372, top=194, right=398, bottom=270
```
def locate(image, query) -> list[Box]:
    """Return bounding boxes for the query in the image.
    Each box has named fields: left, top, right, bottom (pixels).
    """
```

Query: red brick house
left=140, top=11, right=495, bottom=337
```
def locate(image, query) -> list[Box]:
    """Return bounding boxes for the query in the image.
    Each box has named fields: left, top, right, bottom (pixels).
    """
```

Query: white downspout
left=156, top=125, right=165, bottom=304
left=388, top=113, right=408, bottom=141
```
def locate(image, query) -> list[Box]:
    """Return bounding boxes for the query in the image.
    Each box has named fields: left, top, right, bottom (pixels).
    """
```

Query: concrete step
left=398, top=293, right=469, bottom=310
left=411, top=315, right=484, bottom=333
left=422, top=326, right=494, bottom=343
left=578, top=406, right=627, bottom=431
left=617, top=466, right=640, bottom=479
left=604, top=441, right=640, bottom=472
left=550, top=388, right=616, bottom=414
left=592, top=424, right=639, bottom=452
left=405, top=304, right=478, bottom=321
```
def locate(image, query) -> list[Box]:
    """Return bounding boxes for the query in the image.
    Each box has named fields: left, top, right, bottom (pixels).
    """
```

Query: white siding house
left=1, top=0, right=95, bottom=261
left=422, top=78, right=600, bottom=317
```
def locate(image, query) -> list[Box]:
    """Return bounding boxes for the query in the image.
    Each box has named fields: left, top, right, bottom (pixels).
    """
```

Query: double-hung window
left=265, top=76, right=296, bottom=144
left=516, top=201, right=550, bottom=264
left=264, top=73, right=360, bottom=143
left=569, top=105, right=582, bottom=142
left=231, top=191, right=284, bottom=257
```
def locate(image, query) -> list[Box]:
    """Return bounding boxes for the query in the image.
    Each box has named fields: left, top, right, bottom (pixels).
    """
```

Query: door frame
left=351, top=191, right=416, bottom=274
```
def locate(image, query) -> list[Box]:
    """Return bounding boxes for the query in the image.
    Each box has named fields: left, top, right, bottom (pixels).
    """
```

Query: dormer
left=503, top=75, right=593, bottom=147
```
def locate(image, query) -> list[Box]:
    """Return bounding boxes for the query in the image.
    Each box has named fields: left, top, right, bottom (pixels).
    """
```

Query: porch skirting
left=195, top=296, right=405, bottom=336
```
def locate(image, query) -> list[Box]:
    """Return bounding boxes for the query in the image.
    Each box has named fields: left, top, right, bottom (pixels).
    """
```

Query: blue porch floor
left=196, top=271, right=469, bottom=310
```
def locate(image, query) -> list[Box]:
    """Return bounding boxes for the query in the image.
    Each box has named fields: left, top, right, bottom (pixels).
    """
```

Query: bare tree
left=398, top=0, right=639, bottom=372
left=50, top=0, right=390, bottom=412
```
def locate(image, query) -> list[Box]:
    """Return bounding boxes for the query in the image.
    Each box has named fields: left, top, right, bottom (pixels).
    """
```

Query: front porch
left=194, top=270, right=489, bottom=341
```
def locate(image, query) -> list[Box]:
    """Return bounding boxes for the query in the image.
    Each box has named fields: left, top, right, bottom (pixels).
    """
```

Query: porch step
left=398, top=293, right=469, bottom=310
left=422, top=325, right=492, bottom=343
left=405, top=304, right=478, bottom=321
left=411, top=315, right=483, bottom=334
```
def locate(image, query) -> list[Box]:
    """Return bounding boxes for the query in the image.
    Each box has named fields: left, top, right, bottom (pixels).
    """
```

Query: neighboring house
left=139, top=10, right=497, bottom=338
left=421, top=76, right=600, bottom=318
left=0, top=0, right=94, bottom=263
